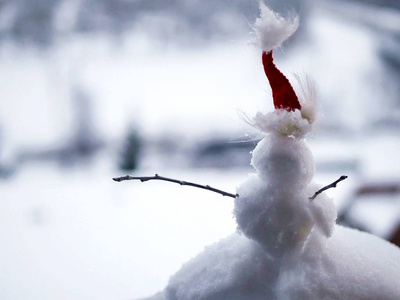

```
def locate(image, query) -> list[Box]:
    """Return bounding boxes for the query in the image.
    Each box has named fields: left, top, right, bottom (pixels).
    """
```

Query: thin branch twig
left=309, top=175, right=348, bottom=201
left=113, top=174, right=238, bottom=198
left=114, top=174, right=347, bottom=201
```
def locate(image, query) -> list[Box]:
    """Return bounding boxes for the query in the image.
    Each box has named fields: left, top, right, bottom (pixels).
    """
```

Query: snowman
left=142, top=4, right=400, bottom=300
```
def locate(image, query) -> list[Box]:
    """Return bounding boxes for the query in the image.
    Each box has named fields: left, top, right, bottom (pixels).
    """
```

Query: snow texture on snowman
left=144, top=4, right=400, bottom=300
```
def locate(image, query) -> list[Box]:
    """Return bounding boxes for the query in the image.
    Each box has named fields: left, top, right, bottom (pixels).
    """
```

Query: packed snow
left=145, top=5, right=400, bottom=300
left=161, top=226, right=400, bottom=300
left=156, top=108, right=400, bottom=299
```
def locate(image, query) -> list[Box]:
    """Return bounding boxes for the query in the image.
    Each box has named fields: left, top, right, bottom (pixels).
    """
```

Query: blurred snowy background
left=1, top=0, right=400, bottom=299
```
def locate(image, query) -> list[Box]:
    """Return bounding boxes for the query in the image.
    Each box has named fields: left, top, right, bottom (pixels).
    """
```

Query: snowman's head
left=252, top=135, right=315, bottom=190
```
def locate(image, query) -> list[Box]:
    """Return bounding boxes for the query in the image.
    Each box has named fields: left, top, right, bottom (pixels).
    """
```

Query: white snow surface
left=156, top=225, right=400, bottom=300
left=0, top=163, right=241, bottom=300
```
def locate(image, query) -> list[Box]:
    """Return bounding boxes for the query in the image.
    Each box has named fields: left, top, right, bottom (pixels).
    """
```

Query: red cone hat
left=262, top=50, right=301, bottom=111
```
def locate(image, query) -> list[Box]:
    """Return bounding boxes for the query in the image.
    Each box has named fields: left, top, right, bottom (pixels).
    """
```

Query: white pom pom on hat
left=254, top=3, right=299, bottom=53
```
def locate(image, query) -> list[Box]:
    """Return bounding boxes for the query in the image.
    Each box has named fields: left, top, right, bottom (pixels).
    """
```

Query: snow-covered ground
left=0, top=156, right=354, bottom=300
left=0, top=158, right=243, bottom=299
left=1, top=1, right=400, bottom=299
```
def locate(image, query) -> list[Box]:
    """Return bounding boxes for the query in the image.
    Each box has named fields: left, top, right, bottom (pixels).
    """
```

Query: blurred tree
left=0, top=0, right=259, bottom=47
left=343, top=0, right=400, bottom=10
left=56, top=85, right=102, bottom=166
left=119, top=126, right=141, bottom=172
left=0, top=123, right=15, bottom=178
left=8, top=0, right=60, bottom=46
left=2, top=0, right=399, bottom=48
left=71, top=86, right=100, bottom=159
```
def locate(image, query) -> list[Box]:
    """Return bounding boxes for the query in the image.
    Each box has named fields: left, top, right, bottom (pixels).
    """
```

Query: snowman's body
left=144, top=4, right=400, bottom=300
left=149, top=108, right=400, bottom=299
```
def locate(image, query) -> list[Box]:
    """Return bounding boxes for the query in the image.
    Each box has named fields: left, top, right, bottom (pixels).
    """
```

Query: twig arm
left=114, top=174, right=347, bottom=201
left=309, top=175, right=348, bottom=201
left=113, top=174, right=238, bottom=198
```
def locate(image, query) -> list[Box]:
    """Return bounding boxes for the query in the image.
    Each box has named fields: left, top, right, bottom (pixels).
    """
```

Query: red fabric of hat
left=262, top=50, right=301, bottom=111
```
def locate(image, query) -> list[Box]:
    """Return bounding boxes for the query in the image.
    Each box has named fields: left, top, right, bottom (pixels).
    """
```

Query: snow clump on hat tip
left=254, top=2, right=299, bottom=53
